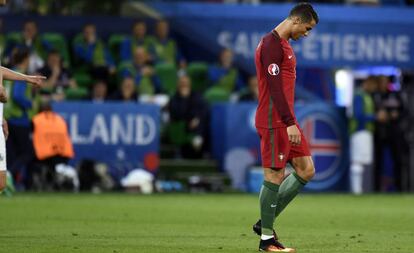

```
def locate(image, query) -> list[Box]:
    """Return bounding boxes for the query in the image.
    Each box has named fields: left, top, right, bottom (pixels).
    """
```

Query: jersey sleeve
left=260, top=36, right=295, bottom=127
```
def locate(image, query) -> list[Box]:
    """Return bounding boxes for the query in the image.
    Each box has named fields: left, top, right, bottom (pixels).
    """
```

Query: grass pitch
left=0, top=193, right=413, bottom=253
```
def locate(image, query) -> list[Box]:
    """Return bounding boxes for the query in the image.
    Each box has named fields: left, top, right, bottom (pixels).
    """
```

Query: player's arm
left=261, top=35, right=301, bottom=144
left=0, top=66, right=45, bottom=87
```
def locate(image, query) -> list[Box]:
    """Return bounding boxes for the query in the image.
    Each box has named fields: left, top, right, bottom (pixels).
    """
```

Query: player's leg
left=0, top=127, right=6, bottom=192
left=0, top=170, right=6, bottom=191
left=273, top=126, right=313, bottom=219
left=274, top=156, right=314, bottom=219
left=256, top=128, right=296, bottom=252
left=257, top=127, right=285, bottom=237
left=260, top=167, right=297, bottom=252
left=260, top=167, right=284, bottom=236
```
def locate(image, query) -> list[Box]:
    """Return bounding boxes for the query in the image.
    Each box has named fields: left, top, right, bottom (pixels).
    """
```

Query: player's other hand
left=287, top=124, right=301, bottom=145
left=25, top=75, right=46, bottom=87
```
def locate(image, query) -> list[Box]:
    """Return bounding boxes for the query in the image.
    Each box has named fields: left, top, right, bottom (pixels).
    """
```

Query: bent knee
left=263, top=168, right=285, bottom=184
left=297, top=165, right=315, bottom=181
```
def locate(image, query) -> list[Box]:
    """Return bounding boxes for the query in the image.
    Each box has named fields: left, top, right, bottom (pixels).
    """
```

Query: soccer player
left=0, top=0, right=45, bottom=194
left=253, top=3, right=318, bottom=252
left=0, top=66, right=45, bottom=192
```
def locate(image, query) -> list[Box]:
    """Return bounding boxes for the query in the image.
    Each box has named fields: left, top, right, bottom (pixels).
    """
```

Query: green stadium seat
left=108, top=34, right=127, bottom=64
left=117, top=60, right=132, bottom=73
left=39, top=86, right=54, bottom=95
left=41, top=32, right=71, bottom=67
left=186, top=62, right=209, bottom=93
left=64, top=87, right=88, bottom=100
left=155, top=63, right=177, bottom=95
left=5, top=32, right=21, bottom=45
left=73, top=72, right=93, bottom=88
left=167, top=121, right=193, bottom=146
left=204, top=86, right=230, bottom=104
left=72, top=33, right=83, bottom=45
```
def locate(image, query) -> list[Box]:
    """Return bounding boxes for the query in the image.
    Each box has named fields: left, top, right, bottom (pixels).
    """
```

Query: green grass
left=0, top=193, right=413, bottom=253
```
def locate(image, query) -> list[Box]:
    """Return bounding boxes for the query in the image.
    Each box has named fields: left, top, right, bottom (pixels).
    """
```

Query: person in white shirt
left=0, top=66, right=45, bottom=192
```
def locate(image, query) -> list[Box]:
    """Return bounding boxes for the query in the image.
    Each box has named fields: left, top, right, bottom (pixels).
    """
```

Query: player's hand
left=0, top=85, right=7, bottom=103
left=287, top=124, right=301, bottom=145
left=25, top=75, right=46, bottom=87
left=2, top=118, right=8, bottom=141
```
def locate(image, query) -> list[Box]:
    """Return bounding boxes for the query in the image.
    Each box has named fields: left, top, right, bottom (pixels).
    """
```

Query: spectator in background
left=4, top=48, right=39, bottom=187
left=208, top=48, right=244, bottom=92
left=37, top=50, right=77, bottom=101
left=373, top=75, right=407, bottom=191
left=73, top=23, right=115, bottom=81
left=239, top=75, right=259, bottom=101
left=119, top=46, right=161, bottom=95
left=120, top=20, right=155, bottom=62
left=168, top=74, right=208, bottom=158
left=4, top=20, right=51, bottom=73
left=153, top=20, right=185, bottom=68
left=31, top=101, right=75, bottom=191
left=89, top=80, right=108, bottom=103
left=109, top=77, right=138, bottom=102
left=349, top=76, right=377, bottom=194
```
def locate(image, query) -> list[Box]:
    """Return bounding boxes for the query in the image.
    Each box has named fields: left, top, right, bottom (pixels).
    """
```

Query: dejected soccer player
left=253, top=3, right=318, bottom=252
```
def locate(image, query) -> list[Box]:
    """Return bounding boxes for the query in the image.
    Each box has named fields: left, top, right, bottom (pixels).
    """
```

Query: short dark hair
left=289, top=2, right=319, bottom=24
left=11, top=47, right=30, bottom=66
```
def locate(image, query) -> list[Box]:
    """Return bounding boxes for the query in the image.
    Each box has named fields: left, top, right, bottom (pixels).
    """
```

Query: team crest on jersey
left=267, top=63, right=279, bottom=76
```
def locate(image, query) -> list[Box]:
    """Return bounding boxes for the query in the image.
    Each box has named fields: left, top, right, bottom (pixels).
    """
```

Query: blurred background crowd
left=1, top=0, right=413, bottom=194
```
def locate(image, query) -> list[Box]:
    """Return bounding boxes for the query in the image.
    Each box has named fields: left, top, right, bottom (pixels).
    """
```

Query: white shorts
left=0, top=126, right=6, bottom=171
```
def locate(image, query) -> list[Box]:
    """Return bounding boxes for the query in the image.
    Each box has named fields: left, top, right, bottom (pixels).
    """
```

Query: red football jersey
left=255, top=30, right=297, bottom=129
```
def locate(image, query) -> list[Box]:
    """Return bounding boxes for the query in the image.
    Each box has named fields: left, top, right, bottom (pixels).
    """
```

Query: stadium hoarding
left=151, top=2, right=414, bottom=72
left=53, top=102, right=160, bottom=178
left=211, top=102, right=349, bottom=192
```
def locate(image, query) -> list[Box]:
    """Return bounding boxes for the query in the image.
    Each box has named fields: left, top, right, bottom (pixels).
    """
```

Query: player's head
left=288, top=2, right=318, bottom=41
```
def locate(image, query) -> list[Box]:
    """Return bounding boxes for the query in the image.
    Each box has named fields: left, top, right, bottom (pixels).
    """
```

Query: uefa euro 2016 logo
left=267, top=63, right=280, bottom=76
